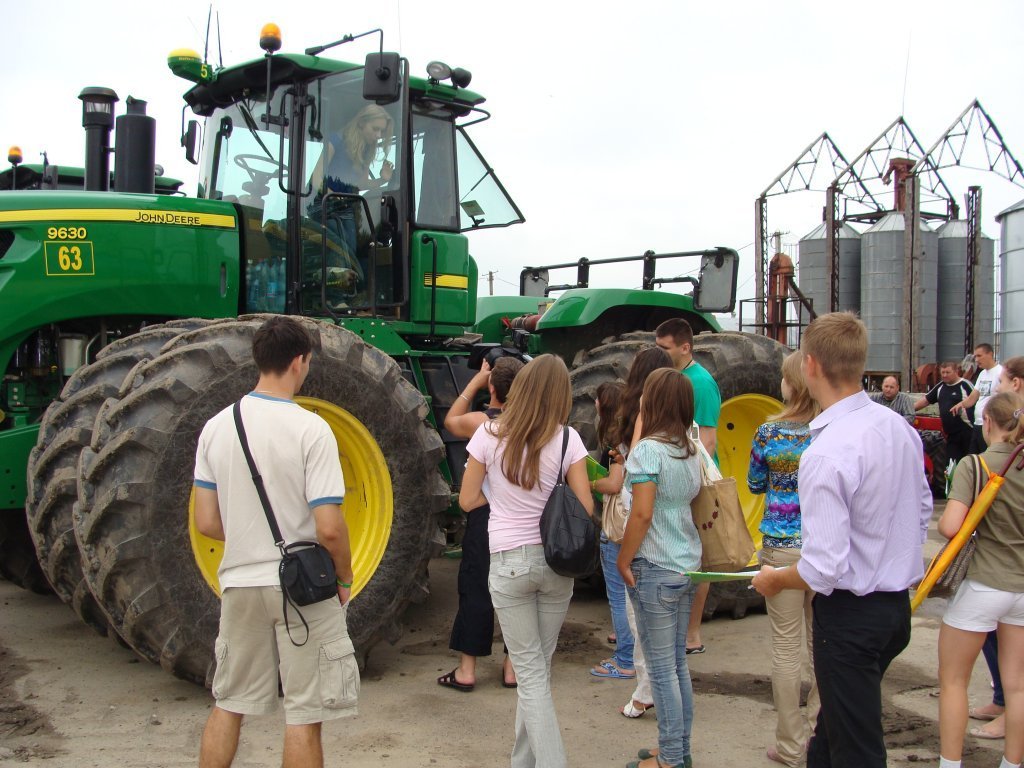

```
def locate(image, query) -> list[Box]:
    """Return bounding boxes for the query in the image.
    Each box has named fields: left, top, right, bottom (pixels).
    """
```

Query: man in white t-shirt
left=950, top=343, right=1004, bottom=454
left=193, top=317, right=355, bottom=768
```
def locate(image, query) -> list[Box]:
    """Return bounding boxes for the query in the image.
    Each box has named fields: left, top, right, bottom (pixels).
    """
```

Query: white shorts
left=942, top=578, right=1024, bottom=632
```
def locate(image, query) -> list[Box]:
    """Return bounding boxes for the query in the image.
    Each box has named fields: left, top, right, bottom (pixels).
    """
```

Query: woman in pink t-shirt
left=460, top=354, right=592, bottom=768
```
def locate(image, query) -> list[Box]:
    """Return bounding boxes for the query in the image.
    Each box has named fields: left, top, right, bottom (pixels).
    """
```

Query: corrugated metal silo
left=797, top=222, right=861, bottom=315
left=935, top=220, right=995, bottom=362
left=996, top=198, right=1024, bottom=357
left=860, top=212, right=939, bottom=371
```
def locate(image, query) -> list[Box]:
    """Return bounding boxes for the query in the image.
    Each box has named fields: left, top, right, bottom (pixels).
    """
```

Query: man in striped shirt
left=752, top=312, right=932, bottom=768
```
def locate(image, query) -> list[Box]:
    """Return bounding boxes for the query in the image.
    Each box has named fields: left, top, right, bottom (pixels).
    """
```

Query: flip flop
left=620, top=700, right=654, bottom=718
left=969, top=725, right=1005, bottom=740
left=685, top=645, right=706, bottom=655
left=590, top=660, right=636, bottom=679
left=968, top=706, right=1002, bottom=721
left=437, top=669, right=474, bottom=692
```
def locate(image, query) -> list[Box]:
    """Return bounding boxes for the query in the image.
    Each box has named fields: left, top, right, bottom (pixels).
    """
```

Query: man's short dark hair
left=655, top=318, right=694, bottom=348
left=974, top=342, right=994, bottom=355
left=252, top=317, right=317, bottom=375
left=490, top=357, right=524, bottom=404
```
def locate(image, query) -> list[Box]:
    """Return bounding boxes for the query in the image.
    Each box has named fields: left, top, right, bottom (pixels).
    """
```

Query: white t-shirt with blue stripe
left=194, top=393, right=345, bottom=589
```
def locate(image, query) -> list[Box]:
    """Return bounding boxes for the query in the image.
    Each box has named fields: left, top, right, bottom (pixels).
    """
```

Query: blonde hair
left=490, top=355, right=572, bottom=490
left=800, top=311, right=867, bottom=387
left=343, top=104, right=393, bottom=170
left=772, top=351, right=819, bottom=424
left=984, top=392, right=1024, bottom=445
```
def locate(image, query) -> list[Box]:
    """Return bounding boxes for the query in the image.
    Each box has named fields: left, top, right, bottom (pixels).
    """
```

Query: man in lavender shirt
left=753, top=312, right=932, bottom=768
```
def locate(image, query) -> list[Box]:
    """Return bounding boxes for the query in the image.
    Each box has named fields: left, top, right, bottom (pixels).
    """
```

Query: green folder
left=685, top=570, right=760, bottom=583
left=586, top=456, right=608, bottom=501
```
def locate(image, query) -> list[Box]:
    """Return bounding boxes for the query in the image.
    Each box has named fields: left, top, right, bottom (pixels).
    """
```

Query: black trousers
left=946, top=430, right=972, bottom=465
left=807, top=589, right=911, bottom=768
left=449, top=504, right=496, bottom=656
left=969, top=424, right=987, bottom=455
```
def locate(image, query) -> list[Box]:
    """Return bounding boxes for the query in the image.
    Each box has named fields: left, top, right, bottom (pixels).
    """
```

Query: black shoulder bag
left=539, top=427, right=600, bottom=578
left=233, top=401, right=338, bottom=646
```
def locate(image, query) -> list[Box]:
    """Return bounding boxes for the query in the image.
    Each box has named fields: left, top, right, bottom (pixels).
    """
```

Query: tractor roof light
left=8, top=146, right=22, bottom=165
left=260, top=23, right=282, bottom=54
left=426, top=60, right=472, bottom=89
left=78, top=87, right=119, bottom=129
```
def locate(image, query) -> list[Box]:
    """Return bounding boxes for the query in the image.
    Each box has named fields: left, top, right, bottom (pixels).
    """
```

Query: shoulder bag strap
left=232, top=400, right=285, bottom=549
left=556, top=426, right=569, bottom=485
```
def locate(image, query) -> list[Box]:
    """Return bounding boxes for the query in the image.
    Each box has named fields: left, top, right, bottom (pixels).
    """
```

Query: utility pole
left=488, top=270, right=494, bottom=296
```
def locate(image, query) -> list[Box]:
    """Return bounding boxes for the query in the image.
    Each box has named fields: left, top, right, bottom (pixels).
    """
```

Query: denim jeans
left=489, top=544, right=573, bottom=768
left=601, top=538, right=634, bottom=669
left=981, top=631, right=1003, bottom=706
left=627, top=557, right=696, bottom=766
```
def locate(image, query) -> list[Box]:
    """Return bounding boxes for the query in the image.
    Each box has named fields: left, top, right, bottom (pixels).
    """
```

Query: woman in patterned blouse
left=747, top=351, right=820, bottom=767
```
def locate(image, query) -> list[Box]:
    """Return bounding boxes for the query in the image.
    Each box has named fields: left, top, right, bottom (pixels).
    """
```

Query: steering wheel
left=234, top=153, right=285, bottom=185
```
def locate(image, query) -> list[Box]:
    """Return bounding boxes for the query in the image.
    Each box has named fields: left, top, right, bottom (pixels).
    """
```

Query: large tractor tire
left=569, top=330, right=788, bottom=618
left=0, top=512, right=52, bottom=594
left=26, top=319, right=216, bottom=635
left=74, top=317, right=447, bottom=685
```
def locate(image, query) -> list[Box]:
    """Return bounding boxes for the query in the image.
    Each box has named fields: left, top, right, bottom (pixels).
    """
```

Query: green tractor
left=0, top=26, right=786, bottom=685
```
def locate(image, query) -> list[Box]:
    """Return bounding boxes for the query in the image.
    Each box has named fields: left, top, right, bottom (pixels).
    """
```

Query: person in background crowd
left=590, top=381, right=636, bottom=681
left=951, top=344, right=1003, bottom=454
left=459, top=354, right=593, bottom=768
left=961, top=356, right=1024, bottom=742
left=439, top=356, right=524, bottom=692
left=654, top=318, right=721, bottom=657
left=748, top=351, right=821, bottom=767
left=752, top=312, right=932, bottom=768
left=869, top=375, right=916, bottom=424
left=618, top=369, right=703, bottom=768
left=610, top=346, right=674, bottom=719
left=936, top=391, right=1024, bottom=768
left=915, top=363, right=975, bottom=467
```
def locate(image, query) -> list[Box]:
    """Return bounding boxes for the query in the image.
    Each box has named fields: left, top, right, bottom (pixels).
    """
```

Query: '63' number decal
left=44, top=237, right=95, bottom=276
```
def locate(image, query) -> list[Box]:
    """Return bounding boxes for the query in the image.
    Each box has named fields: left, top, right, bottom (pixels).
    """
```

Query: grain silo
left=860, top=213, right=939, bottom=371
left=934, top=220, right=996, bottom=362
left=996, top=198, right=1024, bottom=357
left=797, top=222, right=861, bottom=315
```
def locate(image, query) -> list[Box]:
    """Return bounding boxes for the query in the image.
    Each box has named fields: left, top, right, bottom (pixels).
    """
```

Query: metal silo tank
left=996, top=197, right=1024, bottom=357
left=935, top=220, right=996, bottom=362
left=860, top=212, right=939, bottom=372
left=797, top=222, right=861, bottom=315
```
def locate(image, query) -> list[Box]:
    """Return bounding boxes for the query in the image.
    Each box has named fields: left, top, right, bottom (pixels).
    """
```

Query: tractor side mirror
left=363, top=53, right=402, bottom=104
left=520, top=268, right=549, bottom=298
left=693, top=247, right=739, bottom=313
left=183, top=120, right=201, bottom=165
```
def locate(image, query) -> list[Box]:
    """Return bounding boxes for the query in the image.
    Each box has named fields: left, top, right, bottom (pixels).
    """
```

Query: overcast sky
left=5, top=0, right=1024, bottom=324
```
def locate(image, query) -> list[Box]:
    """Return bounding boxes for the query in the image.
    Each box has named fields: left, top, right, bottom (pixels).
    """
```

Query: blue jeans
left=627, top=557, right=696, bottom=766
left=601, top=538, right=634, bottom=669
left=982, top=631, right=1004, bottom=707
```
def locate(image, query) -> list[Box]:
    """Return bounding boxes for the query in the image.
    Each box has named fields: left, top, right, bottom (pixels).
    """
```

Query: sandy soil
left=0, top=515, right=1007, bottom=768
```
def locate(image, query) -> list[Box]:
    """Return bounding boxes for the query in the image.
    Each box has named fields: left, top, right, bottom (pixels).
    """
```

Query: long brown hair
left=491, top=354, right=572, bottom=489
left=637, top=368, right=696, bottom=457
left=595, top=381, right=624, bottom=448
left=612, top=346, right=673, bottom=448
left=772, top=351, right=819, bottom=424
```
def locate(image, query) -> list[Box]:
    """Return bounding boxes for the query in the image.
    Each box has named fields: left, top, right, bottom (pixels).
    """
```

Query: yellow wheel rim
left=715, top=393, right=783, bottom=565
left=190, top=396, right=394, bottom=599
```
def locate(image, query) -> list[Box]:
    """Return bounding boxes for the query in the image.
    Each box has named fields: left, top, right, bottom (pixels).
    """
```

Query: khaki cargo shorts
left=213, top=586, right=359, bottom=725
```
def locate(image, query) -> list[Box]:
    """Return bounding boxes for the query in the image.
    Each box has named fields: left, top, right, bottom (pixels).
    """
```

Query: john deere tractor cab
left=171, top=25, right=522, bottom=322
left=0, top=25, right=784, bottom=686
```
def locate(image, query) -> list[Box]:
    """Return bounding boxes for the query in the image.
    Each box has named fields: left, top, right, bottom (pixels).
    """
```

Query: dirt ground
left=0, top=512, right=1007, bottom=768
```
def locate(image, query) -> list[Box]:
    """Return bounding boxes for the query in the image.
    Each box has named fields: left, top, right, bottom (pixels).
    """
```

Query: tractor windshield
left=197, top=70, right=403, bottom=314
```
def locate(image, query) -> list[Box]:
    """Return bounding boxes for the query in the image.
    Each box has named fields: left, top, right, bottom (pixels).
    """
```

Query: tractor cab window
left=455, top=127, right=524, bottom=231
left=198, top=89, right=298, bottom=314
left=411, top=112, right=524, bottom=232
left=302, top=70, right=403, bottom=312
